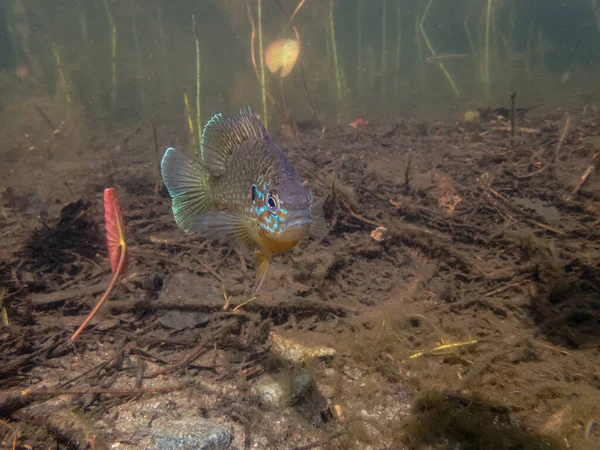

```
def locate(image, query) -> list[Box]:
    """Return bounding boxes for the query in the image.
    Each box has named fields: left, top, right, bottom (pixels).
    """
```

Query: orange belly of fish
left=257, top=232, right=300, bottom=254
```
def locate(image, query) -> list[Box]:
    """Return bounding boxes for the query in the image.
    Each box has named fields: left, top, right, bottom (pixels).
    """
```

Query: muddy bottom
left=1, top=104, right=600, bottom=450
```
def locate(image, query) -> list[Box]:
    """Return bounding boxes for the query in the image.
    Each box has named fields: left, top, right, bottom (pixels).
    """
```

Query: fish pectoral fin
left=309, top=195, right=329, bottom=239
left=250, top=249, right=271, bottom=298
left=236, top=237, right=255, bottom=260
left=201, top=106, right=268, bottom=176
left=161, top=147, right=212, bottom=233
left=188, top=211, right=249, bottom=244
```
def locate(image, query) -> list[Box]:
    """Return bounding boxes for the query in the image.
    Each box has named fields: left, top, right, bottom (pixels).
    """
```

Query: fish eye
left=250, top=185, right=257, bottom=203
left=267, top=194, right=278, bottom=213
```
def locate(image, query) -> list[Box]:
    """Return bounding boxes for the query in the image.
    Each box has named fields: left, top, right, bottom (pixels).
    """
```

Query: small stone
left=151, top=418, right=231, bottom=450
left=251, top=369, right=313, bottom=407
left=269, top=331, right=336, bottom=364
left=370, top=227, right=388, bottom=242
left=539, top=405, right=573, bottom=437
left=158, top=310, right=210, bottom=331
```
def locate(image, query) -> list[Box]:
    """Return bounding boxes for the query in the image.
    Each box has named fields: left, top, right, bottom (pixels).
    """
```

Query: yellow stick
left=525, top=22, right=534, bottom=81
left=381, top=0, right=387, bottom=102
left=192, top=14, right=201, bottom=158
left=592, top=0, right=600, bottom=32
left=408, top=337, right=477, bottom=360
left=484, top=0, right=492, bottom=100
left=394, top=0, right=401, bottom=95
left=102, top=0, right=117, bottom=112
left=357, top=0, right=362, bottom=96
left=183, top=89, right=196, bottom=151
left=258, top=0, right=268, bottom=132
left=329, top=0, right=343, bottom=123
left=52, top=44, right=71, bottom=104
left=79, top=3, right=92, bottom=106
left=131, top=0, right=145, bottom=115
left=415, top=0, right=425, bottom=93
left=156, top=0, right=170, bottom=103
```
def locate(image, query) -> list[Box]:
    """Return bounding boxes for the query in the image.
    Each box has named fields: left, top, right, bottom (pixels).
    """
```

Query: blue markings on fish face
left=250, top=180, right=312, bottom=240
left=250, top=182, right=287, bottom=235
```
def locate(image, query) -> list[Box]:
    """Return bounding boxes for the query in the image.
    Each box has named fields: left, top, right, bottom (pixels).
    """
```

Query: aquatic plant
left=329, top=0, right=343, bottom=122
left=71, top=188, right=128, bottom=341
left=264, top=38, right=299, bottom=118
left=101, top=0, right=117, bottom=113
left=193, top=13, right=201, bottom=158
left=182, top=88, right=197, bottom=154
left=418, top=0, right=460, bottom=98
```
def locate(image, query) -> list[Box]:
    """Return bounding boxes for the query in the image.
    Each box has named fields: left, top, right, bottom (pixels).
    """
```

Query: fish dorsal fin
left=201, top=106, right=267, bottom=176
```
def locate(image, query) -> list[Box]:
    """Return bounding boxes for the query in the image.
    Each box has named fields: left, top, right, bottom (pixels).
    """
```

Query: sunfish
left=161, top=106, right=327, bottom=300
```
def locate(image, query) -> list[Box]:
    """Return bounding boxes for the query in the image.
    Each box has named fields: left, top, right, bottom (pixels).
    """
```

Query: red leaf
left=104, top=188, right=128, bottom=276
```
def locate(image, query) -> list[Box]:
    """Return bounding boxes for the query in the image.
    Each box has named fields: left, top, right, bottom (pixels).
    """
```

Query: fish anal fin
left=251, top=249, right=271, bottom=298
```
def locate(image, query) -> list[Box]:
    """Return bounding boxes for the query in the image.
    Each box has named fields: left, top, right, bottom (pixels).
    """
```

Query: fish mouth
left=279, top=211, right=312, bottom=242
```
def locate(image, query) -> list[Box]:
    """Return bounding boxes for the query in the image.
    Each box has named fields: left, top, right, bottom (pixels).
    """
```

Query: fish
left=161, top=106, right=327, bottom=300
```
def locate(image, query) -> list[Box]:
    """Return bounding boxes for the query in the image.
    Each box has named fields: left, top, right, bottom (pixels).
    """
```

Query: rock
left=159, top=272, right=222, bottom=308
left=539, top=405, right=572, bottom=437
left=158, top=310, right=211, bottom=331
left=269, top=331, right=336, bottom=364
left=251, top=368, right=313, bottom=407
left=150, top=418, right=231, bottom=450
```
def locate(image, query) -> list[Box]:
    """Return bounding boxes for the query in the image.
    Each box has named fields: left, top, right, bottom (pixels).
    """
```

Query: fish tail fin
left=161, top=147, right=213, bottom=233
left=201, top=106, right=268, bottom=176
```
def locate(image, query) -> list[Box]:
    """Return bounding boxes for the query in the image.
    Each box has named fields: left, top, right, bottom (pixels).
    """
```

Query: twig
left=145, top=322, right=235, bottom=377
left=243, top=0, right=276, bottom=106
left=152, top=123, right=165, bottom=195
left=486, top=188, right=565, bottom=235
left=510, top=91, right=516, bottom=139
left=287, top=0, right=307, bottom=27
left=404, top=153, right=412, bottom=192
left=341, top=198, right=381, bottom=228
left=33, top=104, right=56, bottom=130
left=480, top=126, right=540, bottom=136
left=553, top=114, right=570, bottom=164
left=408, top=337, right=478, bottom=359
left=17, top=384, right=188, bottom=397
left=565, top=151, right=599, bottom=201
left=293, top=431, right=345, bottom=450
left=29, top=283, right=108, bottom=309
left=483, top=278, right=527, bottom=297
left=15, top=398, right=110, bottom=450
left=293, top=25, right=320, bottom=128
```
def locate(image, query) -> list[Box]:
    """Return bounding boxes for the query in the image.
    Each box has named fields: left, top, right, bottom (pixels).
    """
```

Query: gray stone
left=251, top=368, right=313, bottom=407
left=158, top=310, right=211, bottom=330
left=150, top=418, right=231, bottom=450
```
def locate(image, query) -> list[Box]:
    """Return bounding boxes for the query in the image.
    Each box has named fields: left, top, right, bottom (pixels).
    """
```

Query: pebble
left=150, top=418, right=231, bottom=450
left=268, top=331, right=336, bottom=364
left=251, top=368, right=313, bottom=407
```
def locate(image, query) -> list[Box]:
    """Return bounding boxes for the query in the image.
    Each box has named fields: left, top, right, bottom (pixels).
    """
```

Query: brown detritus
left=400, top=391, right=565, bottom=450
left=14, top=396, right=110, bottom=450
left=565, top=151, right=599, bottom=201
left=3, top=102, right=600, bottom=448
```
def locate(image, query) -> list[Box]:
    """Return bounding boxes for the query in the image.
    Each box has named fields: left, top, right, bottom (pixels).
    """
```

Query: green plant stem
left=329, top=0, right=342, bottom=123
left=193, top=14, right=201, bottom=158
left=258, top=0, right=268, bottom=131
left=419, top=0, right=459, bottom=98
